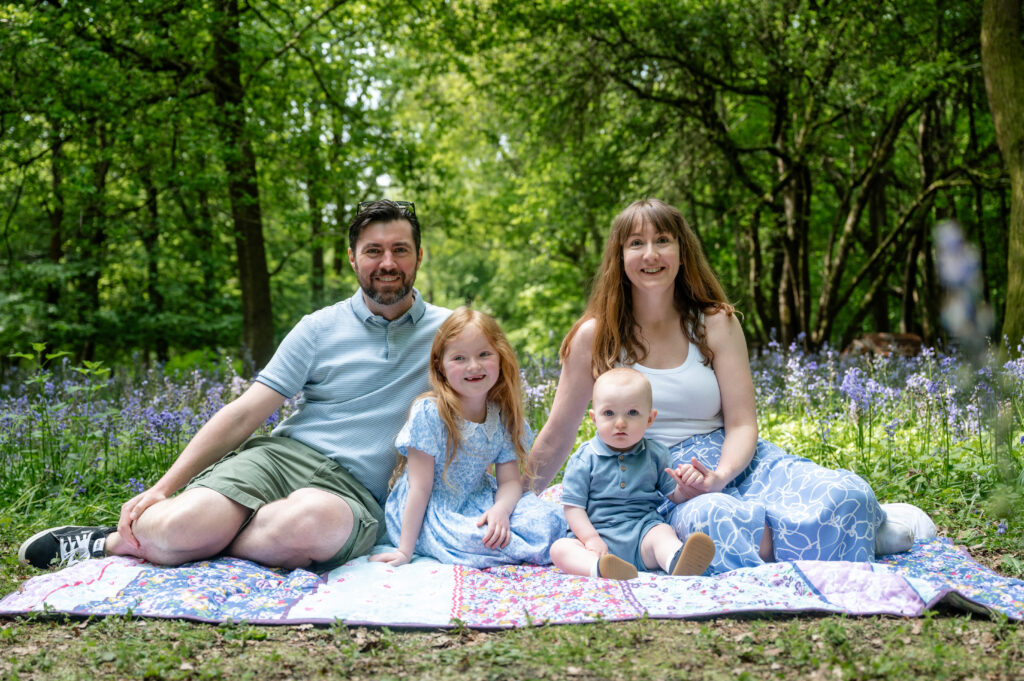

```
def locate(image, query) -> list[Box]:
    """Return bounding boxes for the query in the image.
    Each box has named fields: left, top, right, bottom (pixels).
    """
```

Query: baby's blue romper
left=560, top=436, right=678, bottom=571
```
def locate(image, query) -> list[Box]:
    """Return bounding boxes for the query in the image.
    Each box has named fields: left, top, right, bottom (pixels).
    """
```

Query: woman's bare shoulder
left=565, top=317, right=597, bottom=353
left=703, top=307, right=744, bottom=348
left=576, top=317, right=597, bottom=340
left=703, top=307, right=739, bottom=331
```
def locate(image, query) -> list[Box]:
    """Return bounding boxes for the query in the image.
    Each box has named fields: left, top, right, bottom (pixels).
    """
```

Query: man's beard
left=361, top=269, right=413, bottom=306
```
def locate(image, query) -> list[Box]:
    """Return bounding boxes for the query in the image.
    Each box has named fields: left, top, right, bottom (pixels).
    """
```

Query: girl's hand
left=583, top=536, right=609, bottom=557
left=369, top=549, right=411, bottom=567
left=477, top=508, right=512, bottom=549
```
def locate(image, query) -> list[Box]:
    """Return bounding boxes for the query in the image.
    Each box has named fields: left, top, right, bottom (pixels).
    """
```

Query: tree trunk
left=778, top=159, right=812, bottom=348
left=141, top=171, right=168, bottom=363
left=74, top=125, right=111, bottom=363
left=919, top=220, right=941, bottom=344
left=967, top=86, right=993, bottom=306
left=982, top=0, right=1024, bottom=351
left=741, top=207, right=772, bottom=346
left=915, top=99, right=941, bottom=346
left=46, top=134, right=65, bottom=337
left=210, top=0, right=274, bottom=369
left=867, top=172, right=891, bottom=331
left=900, top=221, right=924, bottom=337
left=309, top=177, right=325, bottom=310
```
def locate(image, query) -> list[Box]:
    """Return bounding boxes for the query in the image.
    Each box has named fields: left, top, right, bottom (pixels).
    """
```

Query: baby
left=550, top=367, right=715, bottom=580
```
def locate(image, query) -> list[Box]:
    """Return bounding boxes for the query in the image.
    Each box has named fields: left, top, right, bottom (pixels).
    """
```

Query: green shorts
left=184, top=435, right=385, bottom=572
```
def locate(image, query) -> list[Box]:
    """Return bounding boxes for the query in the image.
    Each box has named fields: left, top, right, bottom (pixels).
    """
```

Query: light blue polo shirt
left=255, top=289, right=451, bottom=503
left=560, top=436, right=678, bottom=531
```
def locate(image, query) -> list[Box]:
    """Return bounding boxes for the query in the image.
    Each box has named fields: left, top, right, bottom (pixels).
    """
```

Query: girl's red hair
left=390, top=307, right=533, bottom=487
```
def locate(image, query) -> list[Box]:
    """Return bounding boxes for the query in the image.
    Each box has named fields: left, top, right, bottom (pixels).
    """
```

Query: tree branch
left=245, top=0, right=353, bottom=84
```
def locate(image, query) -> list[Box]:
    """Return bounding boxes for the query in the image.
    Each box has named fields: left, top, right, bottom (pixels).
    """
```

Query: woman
left=530, top=198, right=933, bottom=574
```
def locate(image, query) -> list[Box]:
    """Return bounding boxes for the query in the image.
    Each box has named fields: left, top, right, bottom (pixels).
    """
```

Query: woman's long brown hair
left=562, top=198, right=735, bottom=376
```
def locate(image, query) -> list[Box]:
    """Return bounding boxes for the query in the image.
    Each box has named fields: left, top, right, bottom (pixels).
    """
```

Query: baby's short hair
left=593, top=367, right=653, bottom=409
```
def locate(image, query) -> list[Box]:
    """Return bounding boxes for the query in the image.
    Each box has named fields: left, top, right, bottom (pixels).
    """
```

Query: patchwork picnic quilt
left=1, top=538, right=1021, bottom=627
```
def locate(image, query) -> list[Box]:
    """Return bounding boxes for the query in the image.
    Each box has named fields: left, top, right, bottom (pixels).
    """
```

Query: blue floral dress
left=662, top=429, right=884, bottom=574
left=385, top=398, right=566, bottom=567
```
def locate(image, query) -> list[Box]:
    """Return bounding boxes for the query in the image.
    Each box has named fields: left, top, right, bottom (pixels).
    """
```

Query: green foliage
left=406, top=0, right=1004, bottom=350
left=0, top=0, right=1015, bottom=366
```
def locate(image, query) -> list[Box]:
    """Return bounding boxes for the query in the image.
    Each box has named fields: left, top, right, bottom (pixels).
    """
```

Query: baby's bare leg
left=550, top=537, right=597, bottom=576
left=642, top=524, right=715, bottom=575
left=551, top=537, right=637, bottom=579
left=640, top=523, right=682, bottom=571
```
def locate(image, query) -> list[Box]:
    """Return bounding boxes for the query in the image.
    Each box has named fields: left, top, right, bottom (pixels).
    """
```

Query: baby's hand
left=583, top=536, right=609, bottom=557
left=477, top=507, right=511, bottom=549
left=369, top=550, right=410, bottom=567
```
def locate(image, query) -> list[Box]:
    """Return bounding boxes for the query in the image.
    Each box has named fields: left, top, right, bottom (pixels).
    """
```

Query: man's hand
left=117, top=488, right=169, bottom=548
left=477, top=507, right=512, bottom=549
left=369, top=549, right=411, bottom=567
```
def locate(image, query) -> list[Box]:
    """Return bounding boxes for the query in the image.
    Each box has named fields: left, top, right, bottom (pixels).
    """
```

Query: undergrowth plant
left=2, top=339, right=1022, bottom=567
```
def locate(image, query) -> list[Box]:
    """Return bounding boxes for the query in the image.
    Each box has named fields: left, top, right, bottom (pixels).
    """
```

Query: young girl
left=369, top=307, right=566, bottom=568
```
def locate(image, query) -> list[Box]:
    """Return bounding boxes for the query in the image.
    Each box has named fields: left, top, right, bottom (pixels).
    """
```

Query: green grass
left=1, top=609, right=1022, bottom=680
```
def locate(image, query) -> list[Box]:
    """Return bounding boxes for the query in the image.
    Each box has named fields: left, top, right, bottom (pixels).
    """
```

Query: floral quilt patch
left=2, top=538, right=1020, bottom=627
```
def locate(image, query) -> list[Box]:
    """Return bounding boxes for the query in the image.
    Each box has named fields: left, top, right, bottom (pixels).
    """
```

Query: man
left=19, top=200, right=451, bottom=572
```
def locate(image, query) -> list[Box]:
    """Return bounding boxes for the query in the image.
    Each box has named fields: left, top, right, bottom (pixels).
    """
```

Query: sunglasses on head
left=357, top=199, right=416, bottom=216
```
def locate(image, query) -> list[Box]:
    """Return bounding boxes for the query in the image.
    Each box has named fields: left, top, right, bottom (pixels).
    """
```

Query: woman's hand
left=477, top=507, right=512, bottom=549
left=369, top=549, right=411, bottom=567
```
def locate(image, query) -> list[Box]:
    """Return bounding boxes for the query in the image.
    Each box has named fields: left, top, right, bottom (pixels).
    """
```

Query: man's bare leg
left=105, top=487, right=250, bottom=565
left=226, top=488, right=354, bottom=570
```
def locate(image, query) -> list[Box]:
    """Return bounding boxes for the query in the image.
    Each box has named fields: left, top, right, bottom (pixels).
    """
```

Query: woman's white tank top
left=629, top=340, right=724, bottom=447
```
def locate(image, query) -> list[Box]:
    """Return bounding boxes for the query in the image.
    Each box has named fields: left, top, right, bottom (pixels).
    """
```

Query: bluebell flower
left=997, top=521, right=1007, bottom=535
left=840, top=367, right=872, bottom=413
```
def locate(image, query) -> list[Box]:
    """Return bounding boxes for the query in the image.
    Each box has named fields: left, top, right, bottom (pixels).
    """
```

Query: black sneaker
left=18, top=525, right=115, bottom=569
